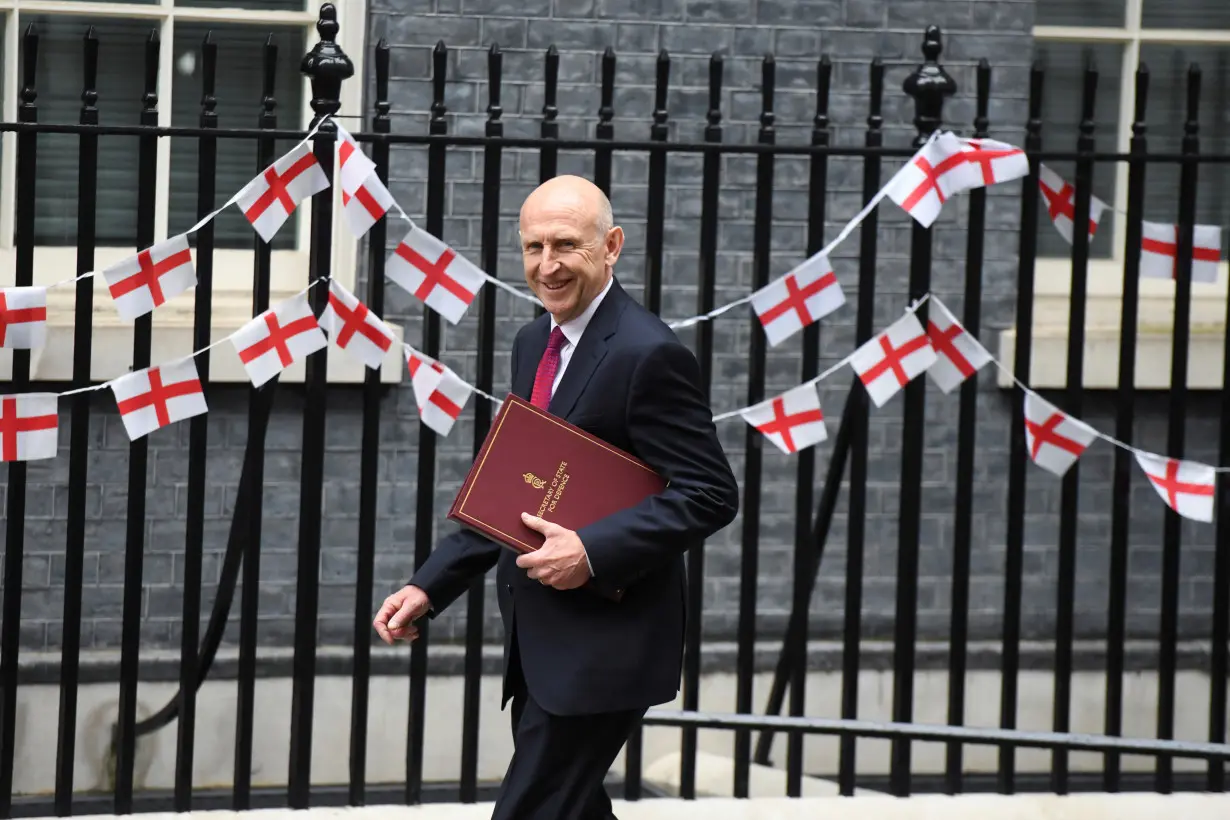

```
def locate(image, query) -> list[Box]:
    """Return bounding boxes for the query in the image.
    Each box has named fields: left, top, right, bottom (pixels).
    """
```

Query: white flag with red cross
left=739, top=383, right=827, bottom=455
left=0, top=285, right=47, bottom=349
left=102, top=234, right=196, bottom=321
left=887, top=131, right=981, bottom=228
left=925, top=297, right=993, bottom=393
left=1140, top=221, right=1222, bottom=284
left=0, top=393, right=59, bottom=462
left=111, top=357, right=208, bottom=441
left=237, top=141, right=330, bottom=243
left=343, top=173, right=395, bottom=239
left=1023, top=392, right=1099, bottom=477
left=1135, top=451, right=1217, bottom=523
left=319, top=279, right=396, bottom=370
left=1038, top=164, right=1108, bottom=246
left=957, top=136, right=1030, bottom=189
left=387, top=224, right=486, bottom=324
left=229, top=291, right=328, bottom=387
left=849, top=311, right=937, bottom=408
left=406, top=346, right=472, bottom=436
left=749, top=252, right=846, bottom=347
left=335, top=122, right=377, bottom=198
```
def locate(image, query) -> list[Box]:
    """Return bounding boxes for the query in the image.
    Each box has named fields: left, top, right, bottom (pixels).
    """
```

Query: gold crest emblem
left=523, top=472, right=546, bottom=489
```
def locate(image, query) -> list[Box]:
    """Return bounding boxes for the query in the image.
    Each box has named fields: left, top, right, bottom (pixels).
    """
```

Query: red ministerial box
left=447, top=392, right=667, bottom=602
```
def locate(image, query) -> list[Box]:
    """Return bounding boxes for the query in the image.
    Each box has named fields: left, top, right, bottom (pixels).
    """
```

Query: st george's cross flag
left=111, top=357, right=208, bottom=441
left=739, top=383, right=827, bottom=455
left=1135, top=451, right=1217, bottom=523
left=342, top=174, right=395, bottom=239
left=849, top=311, right=937, bottom=408
left=319, top=279, right=396, bottom=370
left=406, top=346, right=473, bottom=436
left=0, top=393, right=59, bottom=462
left=1038, top=164, right=1108, bottom=246
left=0, top=285, right=48, bottom=349
left=387, top=224, right=487, bottom=324
left=925, top=297, right=993, bottom=393
left=334, top=122, right=377, bottom=198
left=229, top=291, right=328, bottom=387
left=1023, top=392, right=1099, bottom=477
left=750, top=252, right=846, bottom=347
left=887, top=131, right=981, bottom=228
left=102, top=234, right=196, bottom=321
left=237, top=142, right=330, bottom=243
left=1140, top=221, right=1222, bottom=284
left=956, top=137, right=1030, bottom=189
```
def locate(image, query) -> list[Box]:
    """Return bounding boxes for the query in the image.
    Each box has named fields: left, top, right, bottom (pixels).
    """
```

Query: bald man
left=374, top=175, right=739, bottom=819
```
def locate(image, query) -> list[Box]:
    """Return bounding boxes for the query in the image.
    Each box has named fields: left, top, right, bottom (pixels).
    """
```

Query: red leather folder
left=447, top=392, right=667, bottom=602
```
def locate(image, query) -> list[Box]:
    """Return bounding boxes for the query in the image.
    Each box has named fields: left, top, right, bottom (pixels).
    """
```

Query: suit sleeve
left=403, top=332, right=523, bottom=614
left=577, top=340, right=739, bottom=588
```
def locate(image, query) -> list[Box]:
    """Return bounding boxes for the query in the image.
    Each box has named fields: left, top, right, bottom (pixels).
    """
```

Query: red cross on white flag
left=1140, top=221, right=1222, bottom=284
left=343, top=173, right=394, bottom=239
left=406, top=347, right=473, bottom=436
left=102, top=234, right=196, bottom=321
left=111, top=357, right=208, bottom=441
left=1135, top=451, right=1216, bottom=523
left=335, top=122, right=377, bottom=198
left=1023, top=392, right=1098, bottom=477
left=319, top=279, right=396, bottom=370
left=749, top=252, right=845, bottom=346
left=1038, top=165, right=1108, bottom=246
left=887, top=132, right=980, bottom=228
left=0, top=286, right=47, bottom=349
left=957, top=137, right=1030, bottom=188
left=0, top=393, right=58, bottom=462
left=229, top=292, right=328, bottom=387
left=849, top=312, right=937, bottom=408
left=387, top=225, right=486, bottom=324
left=925, top=297, right=992, bottom=393
left=237, top=142, right=330, bottom=243
left=739, top=383, right=827, bottom=455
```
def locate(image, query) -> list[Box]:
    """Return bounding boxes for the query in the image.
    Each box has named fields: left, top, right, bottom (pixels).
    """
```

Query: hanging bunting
left=1140, top=221, right=1222, bottom=284
left=739, top=383, right=827, bottom=455
left=0, top=393, right=59, bottom=462
left=335, top=121, right=377, bottom=197
left=319, top=279, right=396, bottom=370
left=102, top=235, right=196, bottom=321
left=887, top=131, right=979, bottom=228
left=230, top=292, right=328, bottom=388
left=237, top=141, right=330, bottom=242
left=750, top=252, right=845, bottom=347
left=925, top=297, right=993, bottom=393
left=0, top=285, right=48, bottom=349
left=406, top=346, right=473, bottom=436
left=1023, top=392, right=1098, bottom=477
left=1038, top=164, right=1108, bottom=245
left=849, top=311, right=937, bottom=407
left=956, top=136, right=1030, bottom=189
left=1135, top=452, right=1217, bottom=523
left=387, top=224, right=486, bottom=324
left=111, top=358, right=208, bottom=441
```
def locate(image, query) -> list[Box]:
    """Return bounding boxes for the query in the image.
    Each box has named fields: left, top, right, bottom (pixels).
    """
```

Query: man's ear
left=604, top=225, right=625, bottom=268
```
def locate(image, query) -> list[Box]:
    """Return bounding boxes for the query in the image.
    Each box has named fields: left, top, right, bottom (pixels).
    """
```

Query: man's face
left=519, top=195, right=621, bottom=324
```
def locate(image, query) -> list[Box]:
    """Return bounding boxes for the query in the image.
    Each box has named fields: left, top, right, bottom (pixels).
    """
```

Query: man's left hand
left=517, top=512, right=592, bottom=590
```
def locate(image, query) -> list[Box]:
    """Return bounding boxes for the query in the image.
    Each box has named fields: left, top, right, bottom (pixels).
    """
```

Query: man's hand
left=516, top=512, right=592, bottom=590
left=373, top=584, right=431, bottom=645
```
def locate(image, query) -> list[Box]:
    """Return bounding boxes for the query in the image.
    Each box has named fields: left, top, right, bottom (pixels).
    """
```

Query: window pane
left=1143, top=0, right=1230, bottom=30
left=1036, top=0, right=1126, bottom=28
left=21, top=15, right=154, bottom=246
left=176, top=0, right=306, bottom=11
left=1033, top=41, right=1123, bottom=260
left=1137, top=44, right=1230, bottom=229
left=168, top=23, right=306, bottom=249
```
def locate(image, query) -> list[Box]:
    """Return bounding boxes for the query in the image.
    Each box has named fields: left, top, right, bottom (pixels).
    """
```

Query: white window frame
left=998, top=0, right=1230, bottom=389
left=0, top=0, right=404, bottom=384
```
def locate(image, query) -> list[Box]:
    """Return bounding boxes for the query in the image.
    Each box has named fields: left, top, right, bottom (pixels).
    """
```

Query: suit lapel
left=548, top=279, right=627, bottom=419
left=513, top=319, right=549, bottom=400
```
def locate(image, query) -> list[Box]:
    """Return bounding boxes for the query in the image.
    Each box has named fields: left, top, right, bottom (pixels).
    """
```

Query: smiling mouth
left=542, top=281, right=570, bottom=292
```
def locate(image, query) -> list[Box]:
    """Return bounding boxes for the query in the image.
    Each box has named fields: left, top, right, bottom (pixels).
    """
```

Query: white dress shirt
left=548, top=275, right=613, bottom=395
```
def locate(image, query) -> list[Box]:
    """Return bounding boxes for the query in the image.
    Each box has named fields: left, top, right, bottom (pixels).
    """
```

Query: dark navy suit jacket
left=407, top=277, right=739, bottom=716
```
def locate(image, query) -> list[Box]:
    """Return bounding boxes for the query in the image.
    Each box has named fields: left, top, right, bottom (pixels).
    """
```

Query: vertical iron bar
left=234, top=37, right=278, bottom=810
left=786, top=53, right=831, bottom=799
left=54, top=24, right=95, bottom=815
left=460, top=42, right=503, bottom=804
left=733, top=54, right=774, bottom=799
left=407, top=40, right=449, bottom=806
left=1155, top=62, right=1201, bottom=795
left=1051, top=57, right=1099, bottom=796
left=1103, top=61, right=1149, bottom=794
left=289, top=8, right=349, bottom=804
left=893, top=27, right=954, bottom=796
left=176, top=29, right=218, bottom=812
left=350, top=37, right=390, bottom=807
left=999, top=61, right=1045, bottom=795
left=539, top=45, right=558, bottom=183
left=679, top=51, right=723, bottom=801
left=1211, top=127, right=1230, bottom=796
left=0, top=24, right=37, bottom=818
left=944, top=58, right=991, bottom=795
left=114, top=31, right=160, bottom=814
left=593, top=48, right=614, bottom=196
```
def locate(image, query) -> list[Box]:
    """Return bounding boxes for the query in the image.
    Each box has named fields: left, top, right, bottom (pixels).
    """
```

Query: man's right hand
left=373, top=584, right=431, bottom=645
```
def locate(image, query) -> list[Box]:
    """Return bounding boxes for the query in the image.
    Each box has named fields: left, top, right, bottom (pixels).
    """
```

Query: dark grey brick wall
left=2, top=0, right=1221, bottom=665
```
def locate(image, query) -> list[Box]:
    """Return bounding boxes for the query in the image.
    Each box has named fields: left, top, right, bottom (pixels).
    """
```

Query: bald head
left=518, top=175, right=624, bottom=324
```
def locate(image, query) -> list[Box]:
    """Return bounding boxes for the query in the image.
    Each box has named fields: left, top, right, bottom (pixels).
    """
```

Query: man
left=372, top=175, right=739, bottom=819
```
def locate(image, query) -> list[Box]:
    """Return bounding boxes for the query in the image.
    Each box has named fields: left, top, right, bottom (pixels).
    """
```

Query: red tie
left=530, top=327, right=566, bottom=409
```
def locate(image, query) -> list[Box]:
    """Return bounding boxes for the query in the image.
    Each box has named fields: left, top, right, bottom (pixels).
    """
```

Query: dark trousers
left=491, top=633, right=645, bottom=820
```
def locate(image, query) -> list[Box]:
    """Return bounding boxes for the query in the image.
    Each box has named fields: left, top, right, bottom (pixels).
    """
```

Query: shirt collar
left=551, top=276, right=613, bottom=347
